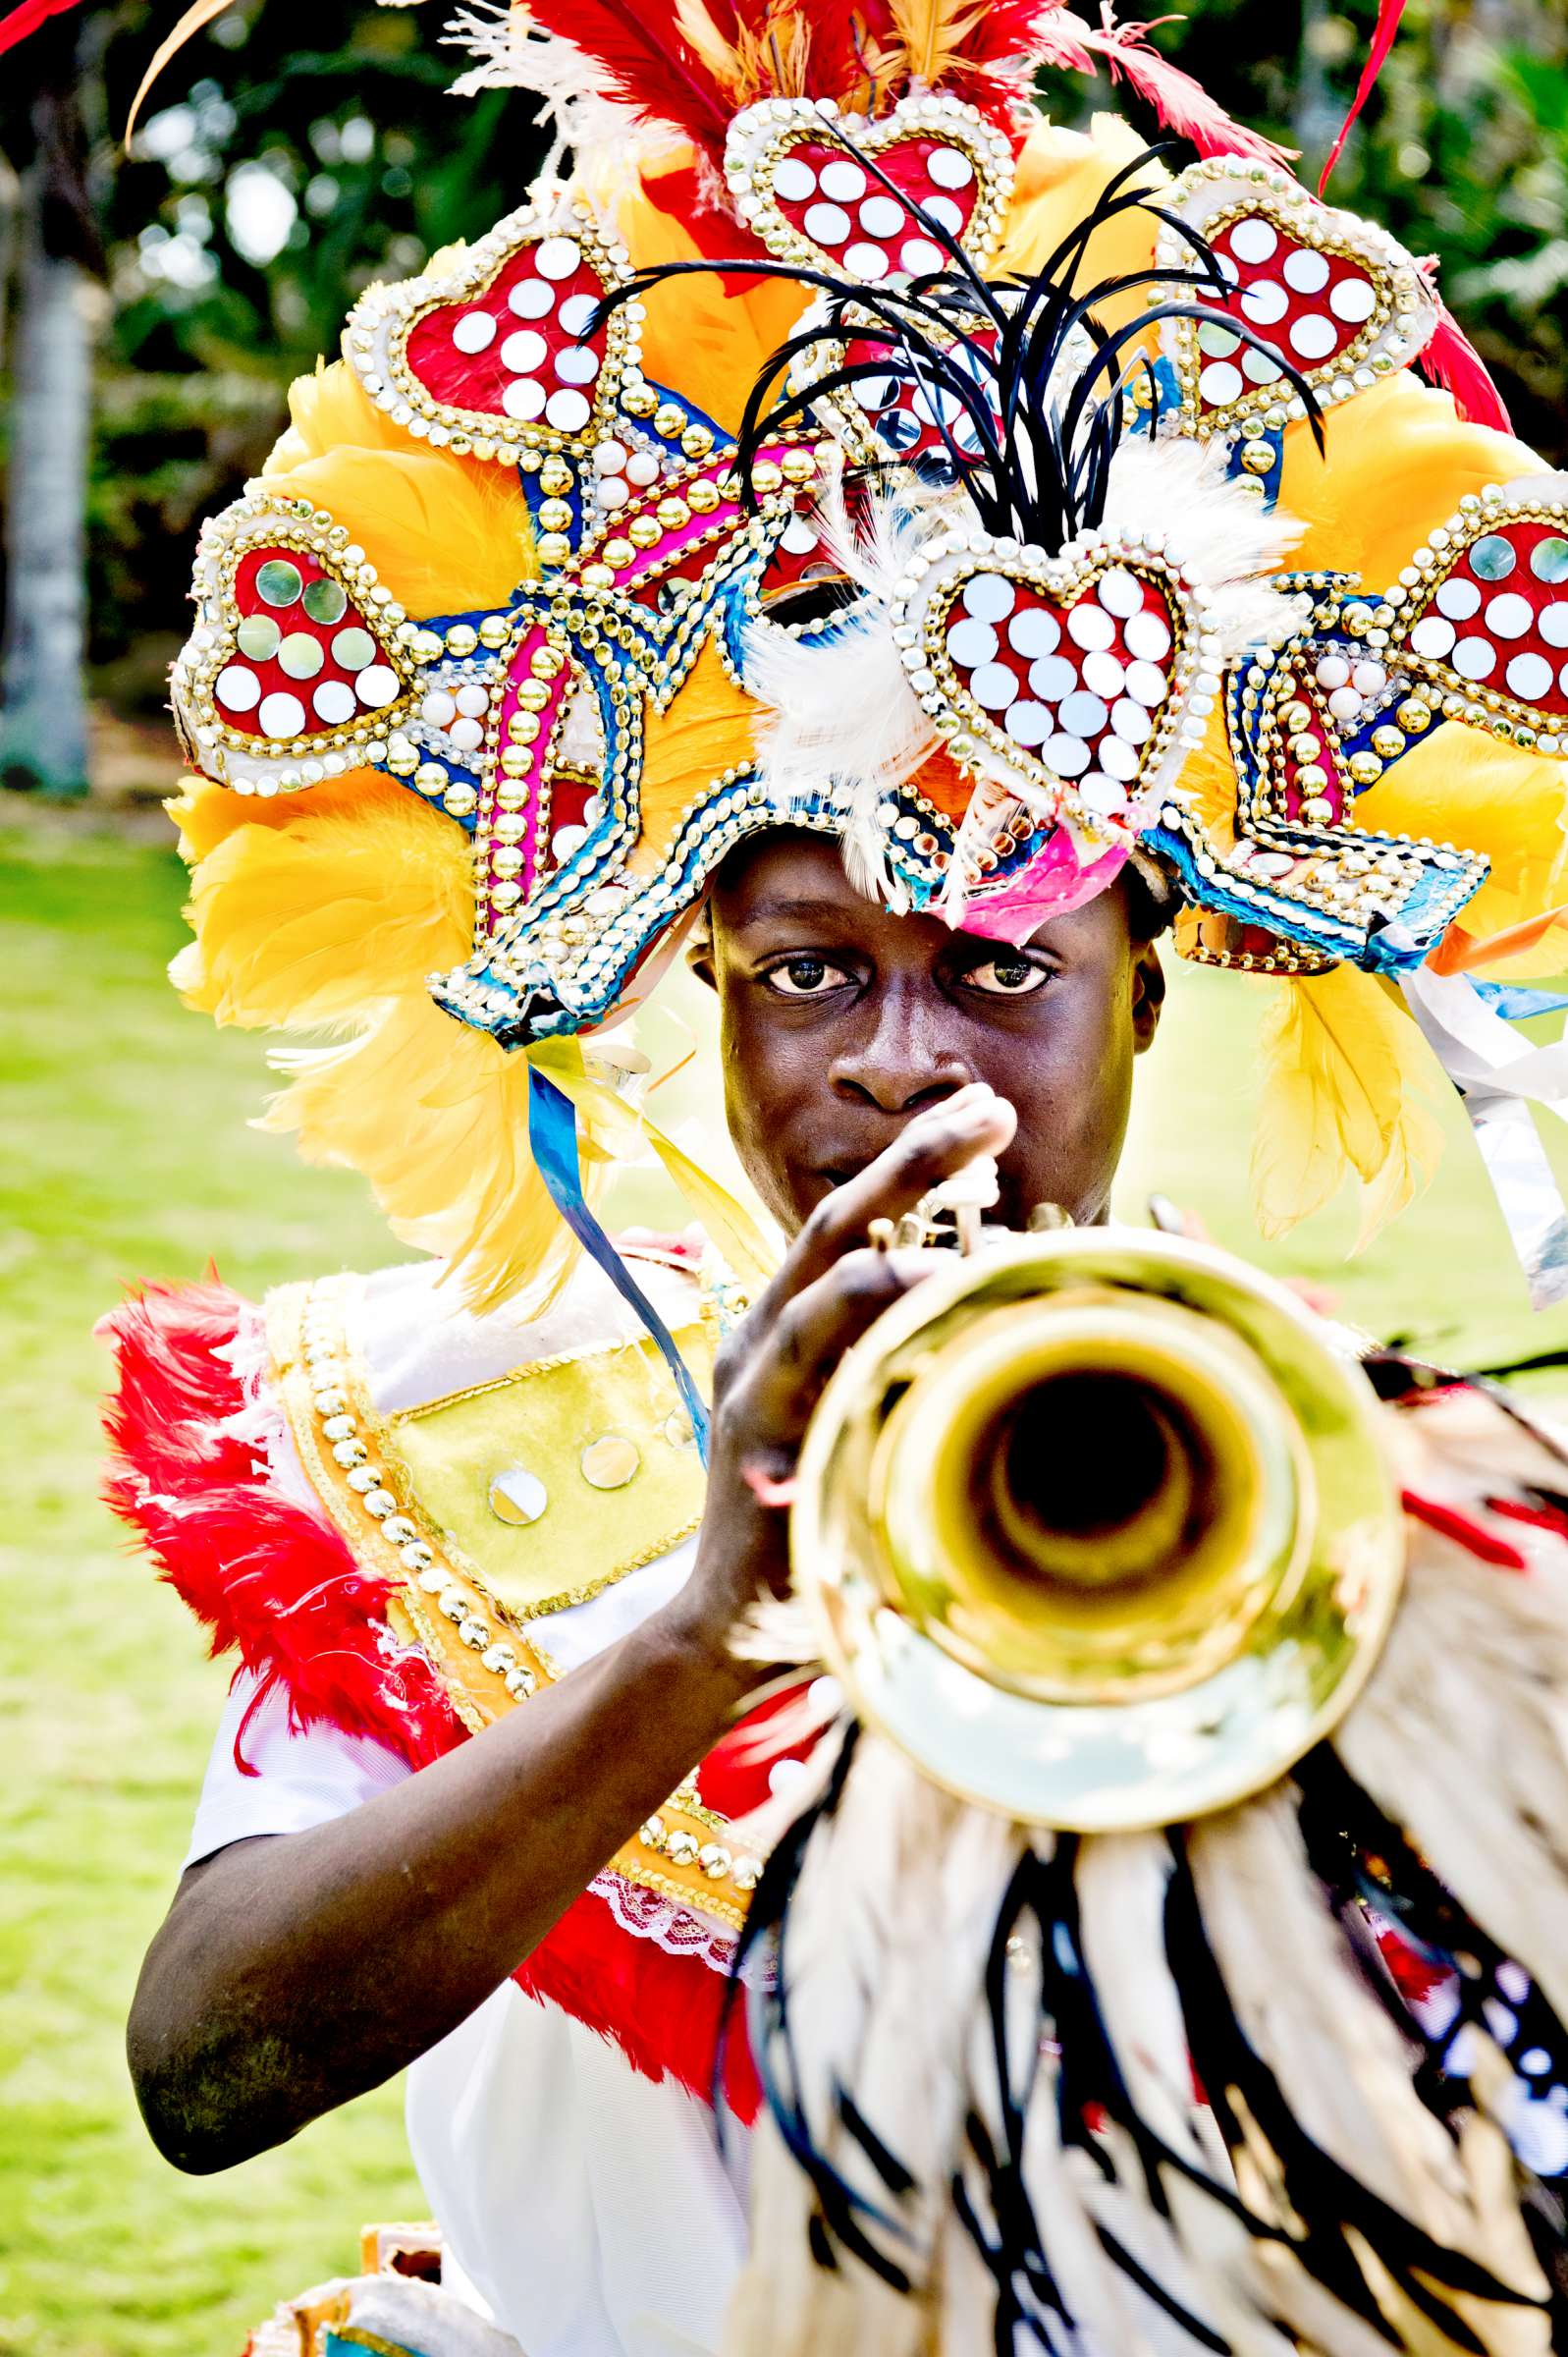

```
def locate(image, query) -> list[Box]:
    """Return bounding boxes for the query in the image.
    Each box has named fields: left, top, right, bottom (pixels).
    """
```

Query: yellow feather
left=1279, top=369, right=1543, bottom=595
left=583, top=162, right=805, bottom=438
left=1169, top=729, right=1240, bottom=855
left=124, top=0, right=236, bottom=141
left=1354, top=726, right=1568, bottom=945
left=265, top=357, right=419, bottom=470
left=730, top=11, right=813, bottom=100
left=881, top=0, right=987, bottom=85
left=533, top=1042, right=780, bottom=1290
left=179, top=776, right=473, bottom=1031
left=265, top=997, right=584, bottom=1315
left=993, top=120, right=1165, bottom=335
left=1250, top=965, right=1446, bottom=1243
left=166, top=772, right=275, bottom=867
left=265, top=1006, right=770, bottom=1313
left=629, top=638, right=759, bottom=875
left=672, top=0, right=748, bottom=95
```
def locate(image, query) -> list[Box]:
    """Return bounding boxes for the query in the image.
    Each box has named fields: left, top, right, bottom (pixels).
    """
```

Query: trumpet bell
left=790, top=1229, right=1405, bottom=1833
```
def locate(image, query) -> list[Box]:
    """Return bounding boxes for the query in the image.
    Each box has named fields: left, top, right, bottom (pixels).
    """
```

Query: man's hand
left=676, top=1081, right=1017, bottom=1653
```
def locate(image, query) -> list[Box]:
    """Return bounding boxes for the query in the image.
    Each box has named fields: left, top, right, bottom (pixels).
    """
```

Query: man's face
left=698, top=831, right=1164, bottom=1238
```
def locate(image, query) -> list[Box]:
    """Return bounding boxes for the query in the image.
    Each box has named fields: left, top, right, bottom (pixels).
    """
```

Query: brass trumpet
left=789, top=1227, right=1406, bottom=1833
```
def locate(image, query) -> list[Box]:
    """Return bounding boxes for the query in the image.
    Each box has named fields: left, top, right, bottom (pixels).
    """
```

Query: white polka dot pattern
left=748, top=125, right=989, bottom=285
left=384, top=214, right=625, bottom=450
left=1398, top=521, right=1568, bottom=726
left=1184, top=200, right=1395, bottom=422
left=938, top=567, right=1179, bottom=815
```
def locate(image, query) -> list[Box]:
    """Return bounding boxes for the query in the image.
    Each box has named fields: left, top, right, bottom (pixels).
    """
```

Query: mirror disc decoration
left=172, top=490, right=430, bottom=795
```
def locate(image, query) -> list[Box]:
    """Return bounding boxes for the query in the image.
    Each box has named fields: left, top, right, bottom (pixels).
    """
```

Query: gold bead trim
left=1391, top=484, right=1568, bottom=755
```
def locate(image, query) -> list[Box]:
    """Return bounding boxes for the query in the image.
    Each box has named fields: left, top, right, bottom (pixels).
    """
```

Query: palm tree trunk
left=0, top=35, right=100, bottom=799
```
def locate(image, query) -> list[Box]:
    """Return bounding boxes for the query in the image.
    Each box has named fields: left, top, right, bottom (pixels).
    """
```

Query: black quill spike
left=594, top=129, right=1325, bottom=560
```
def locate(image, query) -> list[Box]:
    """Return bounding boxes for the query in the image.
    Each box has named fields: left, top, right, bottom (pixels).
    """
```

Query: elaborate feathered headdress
left=16, top=0, right=1568, bottom=1307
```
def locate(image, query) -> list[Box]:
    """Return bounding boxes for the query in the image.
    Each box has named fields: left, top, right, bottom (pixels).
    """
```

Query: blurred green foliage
left=0, top=0, right=1563, bottom=712
left=1106, top=0, right=1568, bottom=464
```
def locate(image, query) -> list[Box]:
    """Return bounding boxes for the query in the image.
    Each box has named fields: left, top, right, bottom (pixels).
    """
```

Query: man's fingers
left=774, top=1084, right=1017, bottom=1300
left=740, top=1246, right=944, bottom=1445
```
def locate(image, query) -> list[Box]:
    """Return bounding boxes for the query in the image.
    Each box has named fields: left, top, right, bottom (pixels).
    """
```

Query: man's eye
left=967, top=956, right=1049, bottom=996
left=765, top=956, right=851, bottom=997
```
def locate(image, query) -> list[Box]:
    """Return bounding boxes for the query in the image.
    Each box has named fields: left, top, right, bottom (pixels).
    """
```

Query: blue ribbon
left=527, top=1065, right=712, bottom=1464
left=1472, top=981, right=1568, bottom=1023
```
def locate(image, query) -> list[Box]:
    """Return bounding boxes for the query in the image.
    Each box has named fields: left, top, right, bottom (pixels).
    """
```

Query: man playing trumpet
left=75, top=0, right=1568, bottom=2345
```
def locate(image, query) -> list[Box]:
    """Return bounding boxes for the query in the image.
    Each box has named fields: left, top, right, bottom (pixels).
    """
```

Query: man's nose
left=828, top=980, right=974, bottom=1115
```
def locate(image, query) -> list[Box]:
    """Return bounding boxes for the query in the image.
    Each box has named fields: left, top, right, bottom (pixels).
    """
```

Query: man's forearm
left=129, top=1598, right=756, bottom=2172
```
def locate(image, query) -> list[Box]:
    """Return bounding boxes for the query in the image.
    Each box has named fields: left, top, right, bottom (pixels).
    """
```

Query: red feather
left=99, top=1280, right=463, bottom=1770
left=1037, top=4, right=1295, bottom=168
left=799, top=0, right=898, bottom=110
left=641, top=155, right=777, bottom=284
left=519, top=0, right=734, bottom=155
left=1318, top=0, right=1406, bottom=195
left=1401, top=1487, right=1528, bottom=1571
left=957, top=0, right=1075, bottom=72
left=1420, top=284, right=1514, bottom=434
left=0, top=0, right=85, bottom=60
left=1375, top=1922, right=1446, bottom=2007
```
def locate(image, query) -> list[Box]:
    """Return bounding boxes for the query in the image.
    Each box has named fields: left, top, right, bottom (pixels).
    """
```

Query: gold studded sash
left=268, top=1275, right=760, bottom=1930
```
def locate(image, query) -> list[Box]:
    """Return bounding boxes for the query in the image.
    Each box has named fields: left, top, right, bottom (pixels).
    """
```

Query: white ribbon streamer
left=1396, top=953, right=1568, bottom=1311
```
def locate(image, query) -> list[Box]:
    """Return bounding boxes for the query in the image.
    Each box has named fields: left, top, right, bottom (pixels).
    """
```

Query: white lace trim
left=590, top=1869, right=772, bottom=1987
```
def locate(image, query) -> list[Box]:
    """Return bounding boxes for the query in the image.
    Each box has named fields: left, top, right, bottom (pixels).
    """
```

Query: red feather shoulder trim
left=98, top=1278, right=462, bottom=1770
left=516, top=1897, right=762, bottom=2121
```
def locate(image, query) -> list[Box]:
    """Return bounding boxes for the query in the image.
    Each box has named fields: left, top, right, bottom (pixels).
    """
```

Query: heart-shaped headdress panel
left=162, top=92, right=1568, bottom=1310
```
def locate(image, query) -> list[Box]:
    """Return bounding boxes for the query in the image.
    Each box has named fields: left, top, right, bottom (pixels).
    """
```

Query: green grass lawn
left=5, top=802, right=1568, bottom=2356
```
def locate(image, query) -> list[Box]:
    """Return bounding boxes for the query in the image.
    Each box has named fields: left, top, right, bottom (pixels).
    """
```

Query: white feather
left=727, top=1737, right=1016, bottom=2355
left=744, top=475, right=948, bottom=904
left=1075, top=1834, right=1301, bottom=2357
left=1189, top=1788, right=1548, bottom=2348
left=441, top=3, right=684, bottom=194
left=1100, top=434, right=1308, bottom=659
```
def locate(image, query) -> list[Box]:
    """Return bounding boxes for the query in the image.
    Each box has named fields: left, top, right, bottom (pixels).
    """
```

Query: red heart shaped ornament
left=344, top=198, right=639, bottom=462
left=922, top=557, right=1193, bottom=827
left=174, top=493, right=425, bottom=795
left=1156, top=162, right=1433, bottom=440
left=726, top=96, right=1012, bottom=288
left=1395, top=496, right=1568, bottom=746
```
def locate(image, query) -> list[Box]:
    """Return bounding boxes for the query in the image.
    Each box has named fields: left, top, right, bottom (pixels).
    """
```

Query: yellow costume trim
left=388, top=1326, right=711, bottom=1620
left=267, top=1276, right=759, bottom=1930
